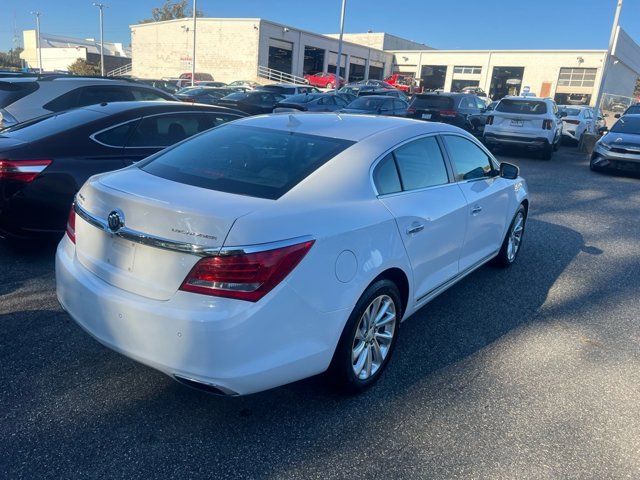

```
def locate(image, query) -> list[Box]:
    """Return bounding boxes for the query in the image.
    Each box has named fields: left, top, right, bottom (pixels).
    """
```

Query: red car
left=304, top=72, right=344, bottom=89
left=384, top=73, right=420, bottom=93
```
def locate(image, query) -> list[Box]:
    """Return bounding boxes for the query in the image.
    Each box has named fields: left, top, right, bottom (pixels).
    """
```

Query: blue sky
left=1, top=0, right=639, bottom=51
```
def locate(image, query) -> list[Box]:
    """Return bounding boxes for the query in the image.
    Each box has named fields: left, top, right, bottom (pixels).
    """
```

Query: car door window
left=372, top=153, right=402, bottom=195
left=393, top=99, right=405, bottom=111
left=126, top=112, right=238, bottom=148
left=130, top=87, right=172, bottom=101
left=76, top=86, right=134, bottom=108
left=443, top=135, right=494, bottom=181
left=334, top=96, right=348, bottom=107
left=475, top=97, right=486, bottom=109
left=393, top=136, right=449, bottom=190
left=93, top=119, right=140, bottom=147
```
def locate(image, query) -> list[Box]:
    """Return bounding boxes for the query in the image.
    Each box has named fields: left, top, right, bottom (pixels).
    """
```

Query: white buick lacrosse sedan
left=56, top=113, right=529, bottom=396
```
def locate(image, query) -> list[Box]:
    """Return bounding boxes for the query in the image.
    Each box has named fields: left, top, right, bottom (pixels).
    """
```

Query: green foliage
left=0, top=47, right=24, bottom=69
left=68, top=58, right=101, bottom=76
left=139, top=0, right=204, bottom=23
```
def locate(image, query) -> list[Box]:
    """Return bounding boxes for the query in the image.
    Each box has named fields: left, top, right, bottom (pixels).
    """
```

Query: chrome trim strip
left=74, top=203, right=314, bottom=257
left=74, top=203, right=220, bottom=257
left=415, top=250, right=499, bottom=305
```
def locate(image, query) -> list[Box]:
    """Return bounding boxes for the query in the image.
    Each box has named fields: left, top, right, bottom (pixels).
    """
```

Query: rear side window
left=373, top=154, right=401, bottom=195
left=93, top=120, right=139, bottom=147
left=411, top=95, right=454, bottom=110
left=0, top=81, right=39, bottom=108
left=1, top=109, right=101, bottom=140
left=443, top=135, right=494, bottom=181
left=140, top=125, right=354, bottom=199
left=44, top=85, right=134, bottom=112
left=393, top=136, right=449, bottom=191
left=496, top=99, right=547, bottom=115
left=127, top=112, right=241, bottom=147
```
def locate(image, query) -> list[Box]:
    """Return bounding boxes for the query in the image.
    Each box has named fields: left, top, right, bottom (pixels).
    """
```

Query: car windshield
left=284, top=94, right=323, bottom=104
left=560, top=107, right=582, bottom=116
left=496, top=99, right=548, bottom=114
left=179, top=88, right=207, bottom=96
left=0, top=80, right=39, bottom=108
left=411, top=95, right=454, bottom=109
left=610, top=116, right=640, bottom=134
left=140, top=125, right=354, bottom=200
left=222, top=92, right=251, bottom=101
left=347, top=97, right=386, bottom=109
left=0, top=109, right=100, bottom=138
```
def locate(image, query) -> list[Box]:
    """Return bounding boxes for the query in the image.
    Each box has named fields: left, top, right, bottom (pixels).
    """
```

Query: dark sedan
left=175, top=87, right=248, bottom=105
left=341, top=95, right=409, bottom=116
left=215, top=91, right=286, bottom=115
left=407, top=92, right=489, bottom=135
left=0, top=101, right=245, bottom=240
left=273, top=93, right=349, bottom=112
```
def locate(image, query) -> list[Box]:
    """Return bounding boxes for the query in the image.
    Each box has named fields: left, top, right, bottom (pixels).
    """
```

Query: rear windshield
left=222, top=92, right=251, bottom=101
left=140, top=125, right=355, bottom=199
left=610, top=116, right=640, bottom=134
left=348, top=97, right=387, bottom=109
left=0, top=81, right=39, bottom=108
left=496, top=99, right=548, bottom=115
left=0, top=109, right=101, bottom=139
left=285, top=94, right=322, bottom=103
left=559, top=107, right=581, bottom=116
left=260, top=86, right=295, bottom=95
left=411, top=95, right=454, bottom=109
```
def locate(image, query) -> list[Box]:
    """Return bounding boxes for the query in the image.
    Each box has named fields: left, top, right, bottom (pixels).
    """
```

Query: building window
left=453, top=66, right=482, bottom=75
left=558, top=68, right=597, bottom=87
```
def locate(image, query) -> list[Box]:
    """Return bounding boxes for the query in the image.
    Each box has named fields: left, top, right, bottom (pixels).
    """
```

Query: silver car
left=591, top=114, right=640, bottom=173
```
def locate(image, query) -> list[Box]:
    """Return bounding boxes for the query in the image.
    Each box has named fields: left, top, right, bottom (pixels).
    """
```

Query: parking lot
left=1, top=145, right=639, bottom=479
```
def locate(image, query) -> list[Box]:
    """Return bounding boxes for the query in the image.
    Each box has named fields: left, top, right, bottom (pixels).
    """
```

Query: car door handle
left=406, top=223, right=425, bottom=235
left=471, top=205, right=483, bottom=215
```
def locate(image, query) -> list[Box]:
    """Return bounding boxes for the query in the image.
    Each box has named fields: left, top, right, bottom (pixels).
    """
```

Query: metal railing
left=257, top=65, right=308, bottom=85
left=106, top=63, right=132, bottom=77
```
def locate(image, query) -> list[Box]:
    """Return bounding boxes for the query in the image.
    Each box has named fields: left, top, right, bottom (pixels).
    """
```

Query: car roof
left=231, top=112, right=454, bottom=142
left=417, top=92, right=462, bottom=97
left=80, top=100, right=243, bottom=115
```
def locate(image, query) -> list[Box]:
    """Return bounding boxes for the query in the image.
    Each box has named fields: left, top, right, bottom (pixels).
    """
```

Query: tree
left=139, top=0, right=203, bottom=23
left=0, top=47, right=24, bottom=69
left=68, top=58, right=101, bottom=76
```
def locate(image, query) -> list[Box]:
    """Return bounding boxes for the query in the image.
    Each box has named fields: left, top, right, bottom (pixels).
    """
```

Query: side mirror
left=500, top=162, right=519, bottom=180
left=598, top=126, right=608, bottom=134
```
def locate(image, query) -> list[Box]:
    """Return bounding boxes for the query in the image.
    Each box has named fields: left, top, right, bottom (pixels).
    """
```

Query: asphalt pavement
left=1, top=145, right=639, bottom=479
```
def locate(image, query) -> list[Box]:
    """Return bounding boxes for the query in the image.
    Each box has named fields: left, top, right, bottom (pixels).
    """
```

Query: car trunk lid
left=74, top=167, right=269, bottom=300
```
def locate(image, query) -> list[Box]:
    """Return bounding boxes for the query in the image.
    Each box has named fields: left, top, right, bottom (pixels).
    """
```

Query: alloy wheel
left=351, top=295, right=397, bottom=380
left=507, top=212, right=525, bottom=262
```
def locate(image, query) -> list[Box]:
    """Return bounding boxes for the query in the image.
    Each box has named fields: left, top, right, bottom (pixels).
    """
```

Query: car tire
left=541, top=143, right=553, bottom=160
left=327, top=82, right=334, bottom=89
left=328, top=279, right=402, bottom=393
left=553, top=136, right=560, bottom=151
left=589, top=156, right=602, bottom=172
left=493, top=204, right=527, bottom=268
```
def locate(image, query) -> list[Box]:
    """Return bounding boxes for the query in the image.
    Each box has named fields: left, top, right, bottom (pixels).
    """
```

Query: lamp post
left=31, top=11, right=43, bottom=73
left=191, top=0, right=197, bottom=86
left=335, top=0, right=347, bottom=92
left=93, top=3, right=107, bottom=76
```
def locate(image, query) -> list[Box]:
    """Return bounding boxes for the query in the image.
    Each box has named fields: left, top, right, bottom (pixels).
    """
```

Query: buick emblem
left=107, top=210, right=124, bottom=233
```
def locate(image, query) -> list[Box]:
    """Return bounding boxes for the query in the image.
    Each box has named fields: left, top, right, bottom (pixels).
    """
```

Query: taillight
left=542, top=119, right=553, bottom=130
left=407, top=106, right=416, bottom=114
left=180, top=239, right=315, bottom=302
left=439, top=110, right=457, bottom=117
left=65, top=204, right=76, bottom=244
left=486, top=115, right=494, bottom=125
left=0, top=159, right=52, bottom=183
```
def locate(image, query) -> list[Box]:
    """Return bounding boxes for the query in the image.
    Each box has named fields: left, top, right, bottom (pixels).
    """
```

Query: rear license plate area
left=510, top=120, right=524, bottom=127
left=106, top=236, right=136, bottom=272
left=421, top=114, right=432, bottom=119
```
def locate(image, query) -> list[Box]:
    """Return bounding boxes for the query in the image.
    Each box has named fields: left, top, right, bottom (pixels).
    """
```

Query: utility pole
left=191, top=0, right=197, bottom=86
left=31, top=11, right=43, bottom=73
left=93, top=3, right=107, bottom=76
left=594, top=0, right=623, bottom=121
left=335, top=0, right=347, bottom=92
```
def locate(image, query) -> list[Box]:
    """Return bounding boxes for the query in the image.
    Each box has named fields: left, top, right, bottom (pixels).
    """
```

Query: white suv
left=483, top=96, right=564, bottom=159
left=0, top=76, right=175, bottom=127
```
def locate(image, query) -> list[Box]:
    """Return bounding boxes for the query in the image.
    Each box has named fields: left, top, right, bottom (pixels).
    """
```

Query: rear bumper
left=483, top=132, right=550, bottom=149
left=55, top=236, right=349, bottom=395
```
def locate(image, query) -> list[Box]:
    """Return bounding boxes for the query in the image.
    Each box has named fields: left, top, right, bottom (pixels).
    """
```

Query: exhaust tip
left=173, top=375, right=239, bottom=396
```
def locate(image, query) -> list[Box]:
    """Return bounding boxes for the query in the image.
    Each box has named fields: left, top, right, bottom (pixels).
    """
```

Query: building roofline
left=390, top=48, right=608, bottom=54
